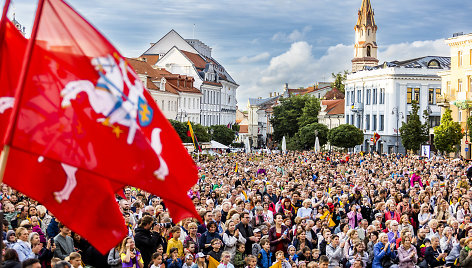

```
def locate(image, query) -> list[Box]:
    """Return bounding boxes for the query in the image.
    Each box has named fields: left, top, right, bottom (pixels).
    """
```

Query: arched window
left=428, top=59, right=440, bottom=68
left=367, top=46, right=371, bottom=57
left=368, top=29, right=370, bottom=36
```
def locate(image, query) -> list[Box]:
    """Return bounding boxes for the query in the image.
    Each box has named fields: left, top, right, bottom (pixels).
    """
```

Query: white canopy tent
left=210, top=140, right=229, bottom=149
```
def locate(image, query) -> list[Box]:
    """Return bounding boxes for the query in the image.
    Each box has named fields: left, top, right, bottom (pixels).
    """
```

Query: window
left=407, top=88, right=412, bottom=104
left=459, top=79, right=463, bottom=92
left=366, top=115, right=370, bottom=130
left=357, top=90, right=362, bottom=103
left=459, top=51, right=463, bottom=67
left=168, top=101, right=170, bottom=111
left=346, top=116, right=349, bottom=125
left=366, top=89, right=371, bottom=104
left=380, top=115, right=384, bottom=131
left=183, top=98, right=186, bottom=108
left=436, top=88, right=441, bottom=103
left=414, top=88, right=420, bottom=102
left=469, top=76, right=472, bottom=92
left=161, top=100, right=165, bottom=110
left=351, top=91, right=355, bottom=103
left=447, top=81, right=451, bottom=93
left=367, top=46, right=371, bottom=57
left=459, top=110, right=463, bottom=122
left=373, top=88, right=377, bottom=104
left=429, top=88, right=434, bottom=104
left=379, top=88, right=385, bottom=104
left=368, top=29, right=370, bottom=36
left=351, top=115, right=354, bottom=126
left=373, top=115, right=377, bottom=131
left=429, top=116, right=441, bottom=128
left=427, top=60, right=440, bottom=68
left=346, top=92, right=349, bottom=106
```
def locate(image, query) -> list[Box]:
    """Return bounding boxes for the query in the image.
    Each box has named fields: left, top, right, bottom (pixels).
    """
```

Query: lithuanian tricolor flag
left=187, top=120, right=202, bottom=152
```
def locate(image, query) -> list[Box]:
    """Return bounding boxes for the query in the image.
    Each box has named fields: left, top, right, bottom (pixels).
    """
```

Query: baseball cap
left=196, top=252, right=205, bottom=258
left=254, top=228, right=261, bottom=233
left=375, top=213, right=383, bottom=218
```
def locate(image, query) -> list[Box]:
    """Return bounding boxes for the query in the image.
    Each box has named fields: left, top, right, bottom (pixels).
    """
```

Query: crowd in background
left=2, top=151, right=472, bottom=268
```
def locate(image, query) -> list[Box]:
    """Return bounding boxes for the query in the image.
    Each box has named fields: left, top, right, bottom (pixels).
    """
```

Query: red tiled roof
left=146, top=77, right=159, bottom=90
left=203, top=81, right=222, bottom=87
left=321, top=99, right=345, bottom=115
left=324, top=87, right=345, bottom=100
left=181, top=50, right=207, bottom=70
left=239, top=125, right=248, bottom=133
left=126, top=57, right=162, bottom=78
left=127, top=57, right=199, bottom=94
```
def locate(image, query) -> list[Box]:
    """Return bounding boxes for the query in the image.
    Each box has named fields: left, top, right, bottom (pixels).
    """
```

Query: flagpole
left=0, top=0, right=11, bottom=46
left=0, top=0, right=12, bottom=196
left=2, top=0, right=46, bottom=148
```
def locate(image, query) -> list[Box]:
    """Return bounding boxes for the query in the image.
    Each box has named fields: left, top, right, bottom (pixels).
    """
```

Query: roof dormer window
left=428, top=59, right=440, bottom=68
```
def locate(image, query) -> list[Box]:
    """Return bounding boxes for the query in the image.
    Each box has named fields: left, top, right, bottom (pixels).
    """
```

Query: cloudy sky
left=6, top=0, right=472, bottom=108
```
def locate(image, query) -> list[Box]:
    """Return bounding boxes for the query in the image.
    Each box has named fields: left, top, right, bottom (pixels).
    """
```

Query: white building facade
left=345, top=57, right=450, bottom=153
left=141, top=30, right=238, bottom=126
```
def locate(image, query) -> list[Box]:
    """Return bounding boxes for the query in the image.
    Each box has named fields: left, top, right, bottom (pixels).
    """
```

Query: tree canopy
left=168, top=120, right=210, bottom=143
left=209, top=125, right=236, bottom=145
left=298, top=123, right=329, bottom=150
left=328, top=124, right=364, bottom=149
left=399, top=101, right=429, bottom=152
left=331, top=70, right=348, bottom=93
left=270, top=94, right=321, bottom=142
left=434, top=108, right=463, bottom=154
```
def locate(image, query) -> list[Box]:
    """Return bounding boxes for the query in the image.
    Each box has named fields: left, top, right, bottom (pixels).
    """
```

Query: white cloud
left=237, top=52, right=271, bottom=63
left=378, top=39, right=449, bottom=62
left=236, top=38, right=451, bottom=106
left=272, top=26, right=312, bottom=42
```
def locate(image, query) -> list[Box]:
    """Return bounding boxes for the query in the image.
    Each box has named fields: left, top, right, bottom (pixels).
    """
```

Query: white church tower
left=352, top=0, right=379, bottom=72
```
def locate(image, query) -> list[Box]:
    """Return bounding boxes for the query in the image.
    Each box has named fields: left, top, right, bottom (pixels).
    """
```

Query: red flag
left=0, top=20, right=23, bottom=145
left=0, top=18, right=128, bottom=253
left=1, top=0, right=199, bottom=251
left=373, top=132, right=381, bottom=144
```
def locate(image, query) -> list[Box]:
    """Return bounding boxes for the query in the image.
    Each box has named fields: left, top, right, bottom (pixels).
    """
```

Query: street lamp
left=426, top=106, right=432, bottom=145
left=392, top=107, right=404, bottom=154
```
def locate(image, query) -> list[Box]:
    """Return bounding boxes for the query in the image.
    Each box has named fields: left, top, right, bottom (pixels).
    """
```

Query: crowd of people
left=2, top=151, right=472, bottom=268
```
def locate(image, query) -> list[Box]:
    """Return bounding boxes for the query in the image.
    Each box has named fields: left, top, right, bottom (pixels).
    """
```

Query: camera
left=159, top=222, right=172, bottom=228
left=152, top=221, right=172, bottom=228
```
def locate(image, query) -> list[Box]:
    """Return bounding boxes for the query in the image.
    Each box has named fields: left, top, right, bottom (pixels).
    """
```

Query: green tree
left=399, top=101, right=429, bottom=152
left=298, top=97, right=321, bottom=127
left=467, top=116, right=472, bottom=140
left=168, top=120, right=210, bottom=143
left=210, top=125, right=236, bottom=145
left=286, top=133, right=302, bottom=151
left=331, top=70, right=348, bottom=93
left=328, top=124, right=364, bottom=149
left=232, top=123, right=240, bottom=132
left=298, top=123, right=329, bottom=150
left=434, top=108, right=463, bottom=154
left=169, top=119, right=190, bottom=142
left=270, top=94, right=321, bottom=142
left=193, top=123, right=210, bottom=143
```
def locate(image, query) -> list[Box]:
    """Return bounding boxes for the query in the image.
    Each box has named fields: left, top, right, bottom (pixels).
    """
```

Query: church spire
left=351, top=0, right=379, bottom=72
left=355, top=0, right=377, bottom=30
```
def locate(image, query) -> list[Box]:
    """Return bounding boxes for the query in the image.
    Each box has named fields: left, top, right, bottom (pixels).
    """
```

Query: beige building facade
left=438, top=33, right=472, bottom=158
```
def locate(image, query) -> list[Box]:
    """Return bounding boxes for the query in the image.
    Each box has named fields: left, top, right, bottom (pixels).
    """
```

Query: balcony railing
left=436, top=95, right=450, bottom=107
